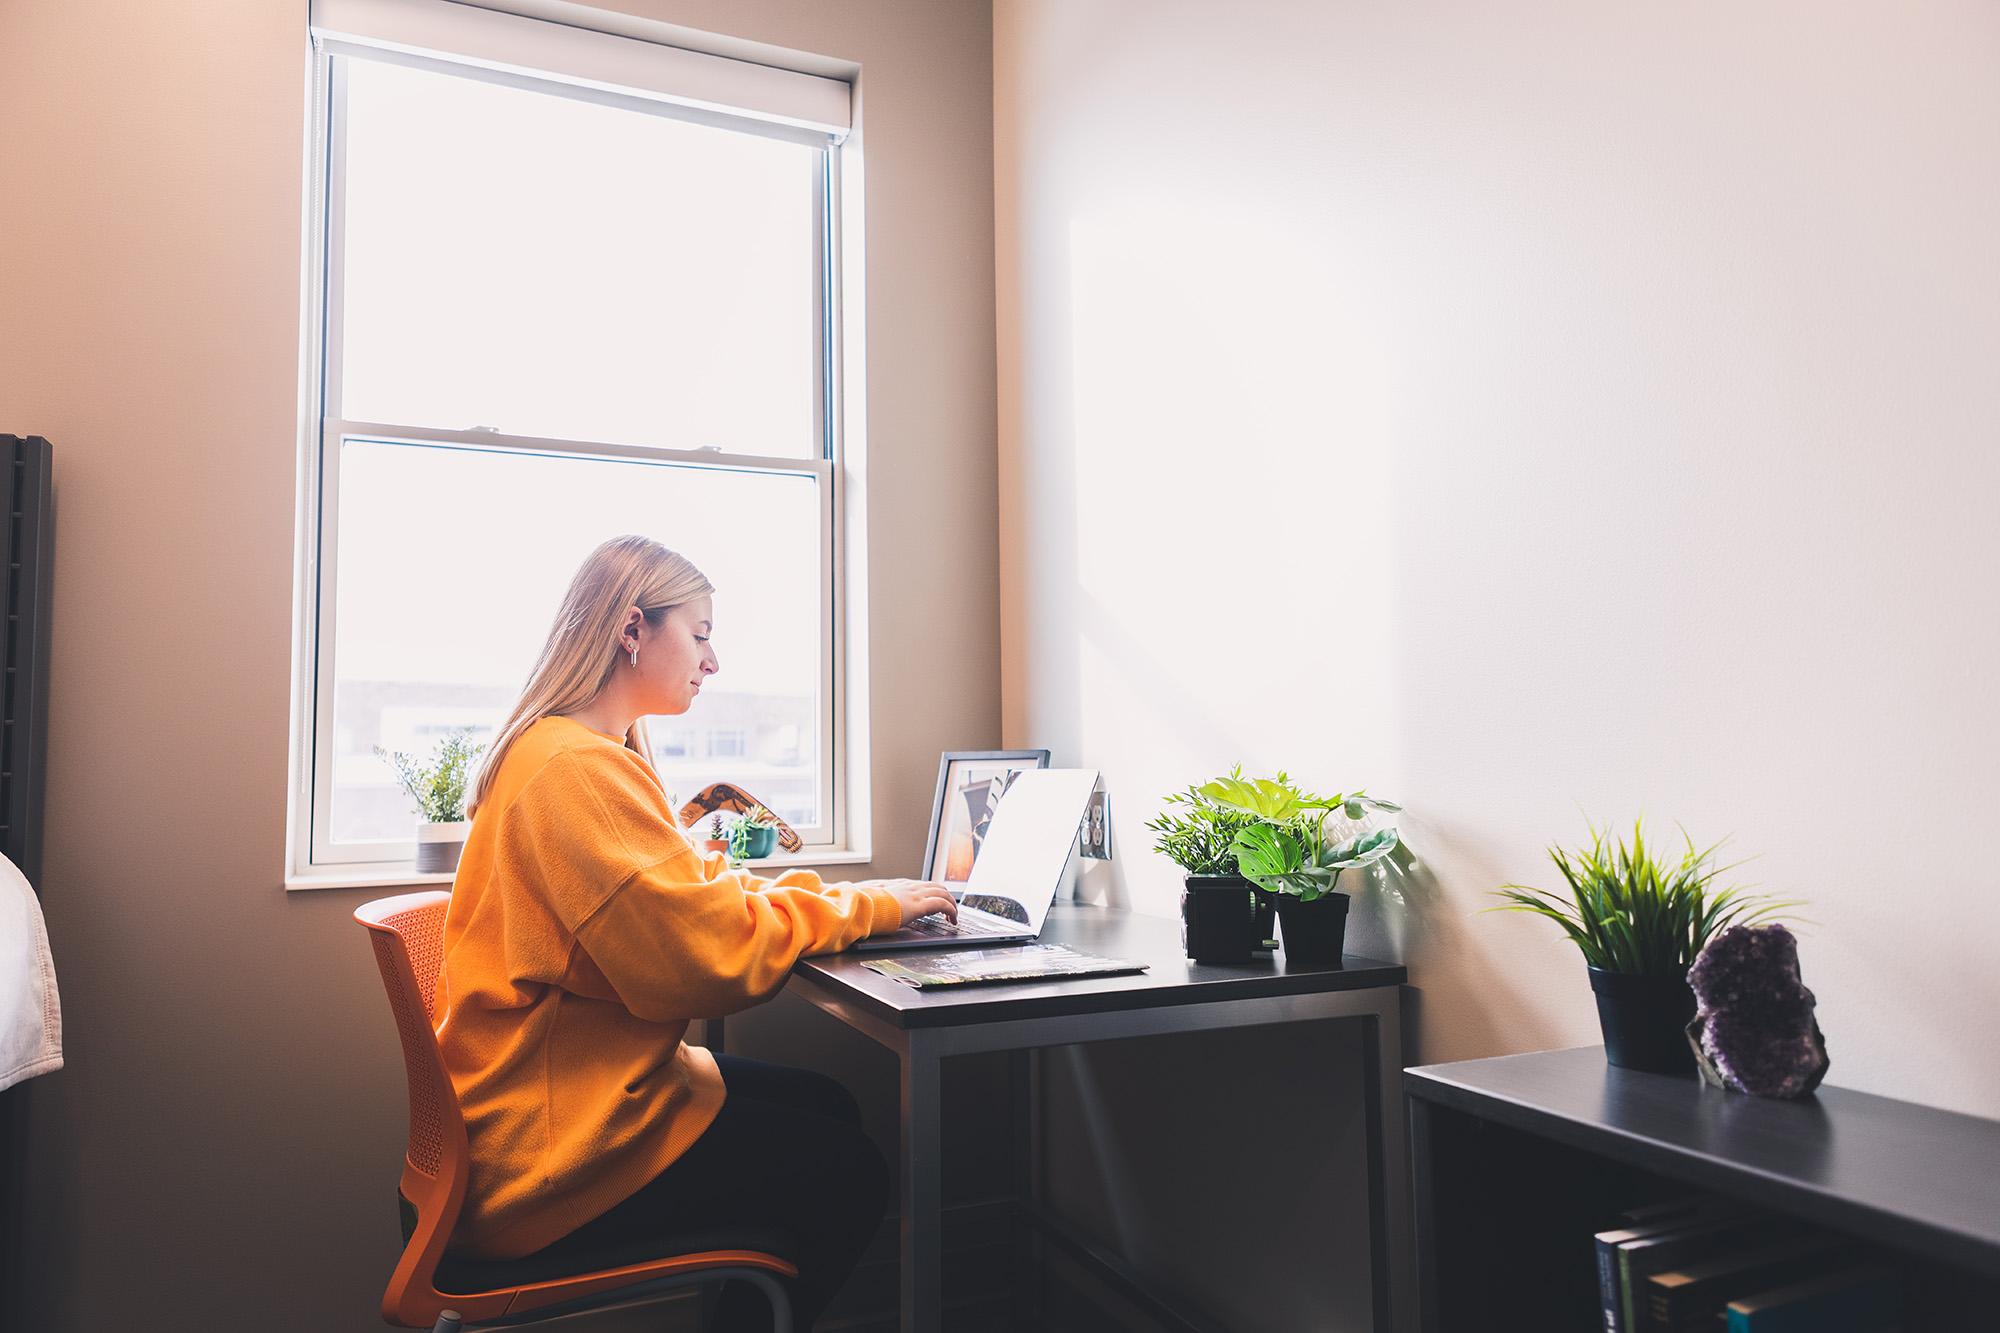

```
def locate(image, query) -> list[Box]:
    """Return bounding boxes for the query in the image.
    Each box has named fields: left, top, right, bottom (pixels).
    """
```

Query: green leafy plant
left=1196, top=770, right=1402, bottom=902
left=1145, top=773, right=1260, bottom=876
left=375, top=729, right=486, bottom=824
left=1490, top=820, right=1798, bottom=975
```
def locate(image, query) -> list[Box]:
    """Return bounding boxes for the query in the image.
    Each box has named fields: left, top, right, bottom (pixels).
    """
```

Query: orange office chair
left=355, top=891, right=797, bottom=1333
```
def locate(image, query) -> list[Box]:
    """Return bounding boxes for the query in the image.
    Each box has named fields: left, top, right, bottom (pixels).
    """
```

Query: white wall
left=0, top=1, right=993, bottom=1328
left=999, top=0, right=2000, bottom=1116
left=998, top=7, right=2000, bottom=1322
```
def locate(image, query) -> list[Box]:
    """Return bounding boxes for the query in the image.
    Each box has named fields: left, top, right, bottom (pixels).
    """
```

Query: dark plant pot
left=1588, top=966, right=1698, bottom=1076
left=1181, top=876, right=1258, bottom=964
left=1276, top=892, right=1350, bottom=966
left=1251, top=888, right=1280, bottom=950
left=734, top=824, right=778, bottom=859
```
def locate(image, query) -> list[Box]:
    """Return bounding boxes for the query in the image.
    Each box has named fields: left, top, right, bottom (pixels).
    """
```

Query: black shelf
left=1405, top=1046, right=2000, bottom=1331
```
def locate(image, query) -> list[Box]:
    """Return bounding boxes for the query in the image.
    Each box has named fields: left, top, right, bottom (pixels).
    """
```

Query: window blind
left=309, top=0, right=851, bottom=140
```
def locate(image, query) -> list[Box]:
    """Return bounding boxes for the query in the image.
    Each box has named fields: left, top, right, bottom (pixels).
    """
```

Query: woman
left=436, top=534, right=957, bottom=1331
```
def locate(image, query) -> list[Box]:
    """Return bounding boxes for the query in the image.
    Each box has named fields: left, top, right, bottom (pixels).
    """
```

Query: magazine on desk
left=862, top=943, right=1147, bottom=990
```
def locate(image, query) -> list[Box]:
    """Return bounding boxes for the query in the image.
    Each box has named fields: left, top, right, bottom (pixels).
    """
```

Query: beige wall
left=0, top=0, right=994, bottom=1327
left=998, top=1, right=2000, bottom=1326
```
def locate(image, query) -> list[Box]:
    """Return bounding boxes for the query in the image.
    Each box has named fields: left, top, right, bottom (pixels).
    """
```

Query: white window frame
left=286, top=8, right=866, bottom=887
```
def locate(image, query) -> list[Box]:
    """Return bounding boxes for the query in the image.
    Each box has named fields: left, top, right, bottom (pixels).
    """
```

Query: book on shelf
left=1644, top=1235, right=1854, bottom=1333
left=860, top=943, right=1146, bottom=989
left=1594, top=1201, right=1747, bottom=1332
left=1724, top=1264, right=1900, bottom=1332
left=1613, top=1213, right=1786, bottom=1333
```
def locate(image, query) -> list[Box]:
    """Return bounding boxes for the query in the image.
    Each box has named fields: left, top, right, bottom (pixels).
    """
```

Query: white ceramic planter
left=415, top=820, right=471, bottom=874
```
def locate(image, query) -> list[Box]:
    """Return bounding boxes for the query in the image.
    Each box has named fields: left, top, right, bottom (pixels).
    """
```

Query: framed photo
left=921, top=749, right=1051, bottom=885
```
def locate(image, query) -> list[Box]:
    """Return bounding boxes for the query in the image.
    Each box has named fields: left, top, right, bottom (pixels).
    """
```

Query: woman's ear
left=621, top=604, right=646, bottom=651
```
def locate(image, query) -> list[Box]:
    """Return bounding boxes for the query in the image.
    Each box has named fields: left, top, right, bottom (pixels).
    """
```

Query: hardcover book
left=1616, top=1215, right=1786, bottom=1333
left=1595, top=1202, right=1747, bottom=1332
left=1645, top=1235, right=1850, bottom=1332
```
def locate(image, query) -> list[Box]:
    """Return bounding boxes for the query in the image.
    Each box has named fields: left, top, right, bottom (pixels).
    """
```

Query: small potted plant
left=1146, top=775, right=1264, bottom=963
left=376, top=729, right=486, bottom=874
left=728, top=805, right=781, bottom=862
left=1199, top=771, right=1401, bottom=966
left=703, top=813, right=731, bottom=857
left=1491, top=820, right=1797, bottom=1076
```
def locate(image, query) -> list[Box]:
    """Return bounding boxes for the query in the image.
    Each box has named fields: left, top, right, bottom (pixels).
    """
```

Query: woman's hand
left=866, top=879, right=960, bottom=927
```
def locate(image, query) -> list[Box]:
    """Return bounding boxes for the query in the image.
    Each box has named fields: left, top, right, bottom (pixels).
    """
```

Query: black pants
left=550, top=1054, right=889, bottom=1332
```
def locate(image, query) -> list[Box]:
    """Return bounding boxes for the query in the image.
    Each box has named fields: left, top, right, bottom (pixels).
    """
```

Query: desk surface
left=792, top=901, right=1405, bottom=1030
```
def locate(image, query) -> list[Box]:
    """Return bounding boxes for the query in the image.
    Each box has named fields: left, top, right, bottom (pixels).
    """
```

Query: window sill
left=285, top=867, right=457, bottom=893
left=748, top=846, right=875, bottom=872
left=284, top=845, right=875, bottom=892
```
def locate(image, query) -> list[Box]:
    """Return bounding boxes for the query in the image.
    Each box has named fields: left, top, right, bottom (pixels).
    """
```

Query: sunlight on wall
left=1063, top=203, right=1403, bottom=909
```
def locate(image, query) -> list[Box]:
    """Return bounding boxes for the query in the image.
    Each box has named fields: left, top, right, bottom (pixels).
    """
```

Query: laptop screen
left=960, top=768, right=1100, bottom=937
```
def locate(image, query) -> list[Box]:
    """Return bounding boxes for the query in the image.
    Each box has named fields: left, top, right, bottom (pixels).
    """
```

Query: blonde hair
left=470, top=535, right=713, bottom=816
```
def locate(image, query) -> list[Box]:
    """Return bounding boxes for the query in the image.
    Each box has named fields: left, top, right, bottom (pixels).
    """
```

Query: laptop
left=855, top=768, right=1099, bottom=951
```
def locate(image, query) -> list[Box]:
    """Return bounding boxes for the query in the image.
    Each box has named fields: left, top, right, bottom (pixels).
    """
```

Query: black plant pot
left=1181, top=876, right=1258, bottom=964
left=1276, top=892, right=1350, bottom=966
left=1588, top=966, right=1698, bottom=1075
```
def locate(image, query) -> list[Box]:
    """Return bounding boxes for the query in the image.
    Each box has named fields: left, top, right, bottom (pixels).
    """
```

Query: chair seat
left=434, top=1223, right=798, bottom=1296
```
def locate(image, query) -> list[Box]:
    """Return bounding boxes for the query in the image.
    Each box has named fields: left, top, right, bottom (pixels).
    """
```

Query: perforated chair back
left=356, top=893, right=457, bottom=1178
left=355, top=891, right=797, bottom=1330
left=356, top=891, right=474, bottom=1324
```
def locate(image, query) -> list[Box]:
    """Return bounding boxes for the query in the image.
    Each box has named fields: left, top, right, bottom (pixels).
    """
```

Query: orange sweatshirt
left=435, top=714, right=900, bottom=1259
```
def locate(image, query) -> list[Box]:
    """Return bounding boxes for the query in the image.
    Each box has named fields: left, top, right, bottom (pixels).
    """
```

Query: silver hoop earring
left=629, top=646, right=640, bottom=667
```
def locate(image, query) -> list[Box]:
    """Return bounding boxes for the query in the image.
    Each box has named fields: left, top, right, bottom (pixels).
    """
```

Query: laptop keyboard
left=900, top=910, right=1008, bottom=939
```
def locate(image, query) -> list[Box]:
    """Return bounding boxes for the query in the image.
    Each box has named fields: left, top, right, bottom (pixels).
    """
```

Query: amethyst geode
left=1685, top=924, right=1828, bottom=1098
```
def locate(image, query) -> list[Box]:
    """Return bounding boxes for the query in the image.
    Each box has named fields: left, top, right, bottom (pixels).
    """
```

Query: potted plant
left=1198, top=771, right=1401, bottom=966
left=1146, top=775, right=1264, bottom=963
left=728, top=805, right=781, bottom=862
left=703, top=813, right=731, bottom=857
left=1491, top=820, right=1797, bottom=1075
left=376, top=729, right=486, bottom=874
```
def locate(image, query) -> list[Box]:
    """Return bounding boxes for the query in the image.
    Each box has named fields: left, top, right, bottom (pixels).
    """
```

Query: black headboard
left=0, top=435, right=51, bottom=886
left=0, top=433, right=49, bottom=1331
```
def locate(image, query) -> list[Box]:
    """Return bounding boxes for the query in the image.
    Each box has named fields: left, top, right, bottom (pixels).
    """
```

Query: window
left=295, top=1, right=855, bottom=877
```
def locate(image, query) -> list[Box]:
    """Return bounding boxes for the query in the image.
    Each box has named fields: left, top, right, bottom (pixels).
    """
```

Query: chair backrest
left=356, top=890, right=471, bottom=1325
left=356, top=891, right=457, bottom=1175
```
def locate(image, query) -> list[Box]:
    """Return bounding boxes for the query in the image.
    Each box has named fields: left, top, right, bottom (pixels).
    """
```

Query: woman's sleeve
left=509, top=751, right=901, bottom=1022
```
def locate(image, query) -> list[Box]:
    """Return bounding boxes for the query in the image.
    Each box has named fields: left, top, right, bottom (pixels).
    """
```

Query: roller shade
left=310, top=0, right=850, bottom=140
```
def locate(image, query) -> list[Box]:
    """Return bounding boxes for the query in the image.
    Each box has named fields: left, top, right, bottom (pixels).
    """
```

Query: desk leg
left=1408, top=1096, right=1441, bottom=1333
left=1011, top=1048, right=1045, bottom=1329
left=1361, top=990, right=1414, bottom=1333
left=900, top=1033, right=943, bottom=1333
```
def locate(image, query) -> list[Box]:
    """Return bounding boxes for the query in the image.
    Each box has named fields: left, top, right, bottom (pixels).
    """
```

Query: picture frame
left=921, top=749, right=1052, bottom=885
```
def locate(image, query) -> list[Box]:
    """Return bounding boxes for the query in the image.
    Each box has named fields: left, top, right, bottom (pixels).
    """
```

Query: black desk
left=781, top=902, right=1413, bottom=1333
left=1405, top=1046, right=2000, bottom=1330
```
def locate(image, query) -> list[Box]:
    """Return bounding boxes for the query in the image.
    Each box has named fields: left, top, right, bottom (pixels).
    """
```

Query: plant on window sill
left=375, top=728, right=486, bottom=874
